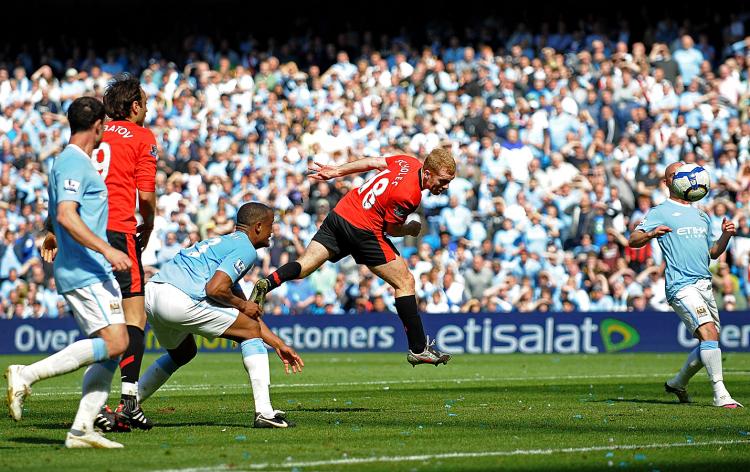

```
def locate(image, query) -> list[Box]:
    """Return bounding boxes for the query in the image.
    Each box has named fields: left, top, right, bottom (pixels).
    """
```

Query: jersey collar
left=418, top=168, right=425, bottom=190
left=66, top=143, right=90, bottom=159
left=666, top=198, right=691, bottom=208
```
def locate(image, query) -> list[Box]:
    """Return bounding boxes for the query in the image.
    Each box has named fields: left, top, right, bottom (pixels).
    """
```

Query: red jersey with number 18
left=91, top=120, right=158, bottom=234
left=333, top=155, right=423, bottom=232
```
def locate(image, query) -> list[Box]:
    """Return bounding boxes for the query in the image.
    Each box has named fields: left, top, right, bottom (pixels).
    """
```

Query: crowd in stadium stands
left=3, top=15, right=750, bottom=318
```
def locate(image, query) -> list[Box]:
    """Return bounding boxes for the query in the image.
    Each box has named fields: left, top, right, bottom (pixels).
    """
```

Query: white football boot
left=65, top=430, right=124, bottom=449
left=5, top=365, right=31, bottom=421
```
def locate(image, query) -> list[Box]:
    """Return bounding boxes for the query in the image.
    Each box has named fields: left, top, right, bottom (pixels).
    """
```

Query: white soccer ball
left=671, top=163, right=710, bottom=202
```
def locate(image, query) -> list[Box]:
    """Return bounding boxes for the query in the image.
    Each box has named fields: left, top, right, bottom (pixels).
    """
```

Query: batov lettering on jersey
left=391, top=159, right=411, bottom=186
left=63, top=179, right=80, bottom=193
left=676, top=226, right=708, bottom=237
left=234, top=259, right=246, bottom=275
left=104, top=124, right=134, bottom=138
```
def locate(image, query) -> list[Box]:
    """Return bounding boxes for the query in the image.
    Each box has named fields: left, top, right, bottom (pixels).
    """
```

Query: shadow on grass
left=592, top=398, right=685, bottom=406
left=6, top=437, right=60, bottom=446
left=290, top=407, right=382, bottom=413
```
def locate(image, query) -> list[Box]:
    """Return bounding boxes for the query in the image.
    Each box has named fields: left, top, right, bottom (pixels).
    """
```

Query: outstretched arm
left=628, top=225, right=671, bottom=248
left=308, top=157, right=388, bottom=181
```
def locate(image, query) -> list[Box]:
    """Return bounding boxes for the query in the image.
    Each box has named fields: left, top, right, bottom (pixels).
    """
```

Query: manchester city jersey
left=48, top=144, right=113, bottom=293
left=151, top=231, right=257, bottom=300
left=636, top=199, right=713, bottom=301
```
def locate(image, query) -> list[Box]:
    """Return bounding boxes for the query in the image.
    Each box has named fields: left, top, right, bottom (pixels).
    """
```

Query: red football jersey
left=334, top=155, right=423, bottom=232
left=91, top=120, right=157, bottom=234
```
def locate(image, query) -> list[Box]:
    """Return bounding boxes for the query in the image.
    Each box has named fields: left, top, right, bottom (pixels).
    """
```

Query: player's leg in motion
left=221, top=316, right=292, bottom=428
left=96, top=232, right=152, bottom=432
left=668, top=283, right=741, bottom=407
left=6, top=317, right=128, bottom=448
left=138, top=336, right=197, bottom=403
left=665, top=345, right=702, bottom=403
left=116, top=294, right=152, bottom=429
left=253, top=240, right=332, bottom=301
left=695, top=322, right=741, bottom=408
left=368, top=257, right=451, bottom=366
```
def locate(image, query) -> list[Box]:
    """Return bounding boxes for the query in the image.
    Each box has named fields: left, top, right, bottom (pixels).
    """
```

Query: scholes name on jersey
left=391, top=159, right=411, bottom=186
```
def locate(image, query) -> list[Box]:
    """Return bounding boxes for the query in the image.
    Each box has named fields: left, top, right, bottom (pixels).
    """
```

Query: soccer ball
left=671, top=163, right=710, bottom=202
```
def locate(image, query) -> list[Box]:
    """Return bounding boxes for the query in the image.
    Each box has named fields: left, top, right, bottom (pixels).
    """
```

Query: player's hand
left=722, top=217, right=736, bottom=236
left=649, top=225, right=672, bottom=238
left=105, top=247, right=132, bottom=272
left=243, top=301, right=264, bottom=320
left=275, top=345, right=304, bottom=374
left=308, top=161, right=339, bottom=181
left=136, top=223, right=153, bottom=251
left=405, top=220, right=422, bottom=237
left=41, top=233, right=58, bottom=263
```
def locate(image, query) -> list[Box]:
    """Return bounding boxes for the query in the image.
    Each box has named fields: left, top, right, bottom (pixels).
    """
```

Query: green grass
left=1, top=352, right=749, bottom=471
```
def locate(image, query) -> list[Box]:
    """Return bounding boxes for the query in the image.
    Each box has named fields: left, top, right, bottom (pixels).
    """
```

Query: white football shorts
left=63, top=279, right=125, bottom=336
left=669, top=279, right=720, bottom=337
left=144, top=281, right=239, bottom=349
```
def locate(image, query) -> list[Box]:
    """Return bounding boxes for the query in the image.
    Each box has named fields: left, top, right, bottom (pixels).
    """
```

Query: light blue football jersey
left=151, top=231, right=257, bottom=300
left=48, top=144, right=113, bottom=293
left=635, top=199, right=712, bottom=301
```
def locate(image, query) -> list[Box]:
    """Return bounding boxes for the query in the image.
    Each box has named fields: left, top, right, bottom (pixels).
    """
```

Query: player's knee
left=107, top=336, right=129, bottom=358
left=168, top=338, right=198, bottom=367
left=242, top=326, right=262, bottom=339
left=697, top=322, right=719, bottom=341
left=391, top=271, right=416, bottom=294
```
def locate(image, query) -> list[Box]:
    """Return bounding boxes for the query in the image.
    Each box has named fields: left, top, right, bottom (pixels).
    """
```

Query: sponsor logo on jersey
left=63, top=179, right=80, bottom=194
left=234, top=259, right=246, bottom=275
left=393, top=205, right=408, bottom=219
left=150, top=145, right=158, bottom=158
left=676, top=226, right=708, bottom=237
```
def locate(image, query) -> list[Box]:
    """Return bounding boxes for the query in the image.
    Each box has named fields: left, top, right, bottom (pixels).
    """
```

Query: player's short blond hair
left=423, top=147, right=456, bottom=175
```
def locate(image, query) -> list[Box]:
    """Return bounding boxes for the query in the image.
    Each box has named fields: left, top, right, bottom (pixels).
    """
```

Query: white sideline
left=152, top=439, right=749, bottom=471
left=28, top=371, right=682, bottom=396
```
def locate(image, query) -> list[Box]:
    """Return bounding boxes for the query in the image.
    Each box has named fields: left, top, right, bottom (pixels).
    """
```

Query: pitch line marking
left=152, top=439, right=749, bottom=471
left=27, top=372, right=684, bottom=396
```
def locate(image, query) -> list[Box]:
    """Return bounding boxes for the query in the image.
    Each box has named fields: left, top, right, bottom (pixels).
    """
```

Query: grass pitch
left=1, top=352, right=749, bottom=471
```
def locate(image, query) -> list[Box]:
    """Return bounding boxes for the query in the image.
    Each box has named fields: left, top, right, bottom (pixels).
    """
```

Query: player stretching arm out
left=252, top=148, right=456, bottom=367
left=628, top=161, right=741, bottom=408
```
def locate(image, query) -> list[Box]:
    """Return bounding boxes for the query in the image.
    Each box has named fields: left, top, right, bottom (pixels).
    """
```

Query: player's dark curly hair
left=103, top=73, right=142, bottom=120
left=68, top=96, right=105, bottom=134
left=236, top=202, right=273, bottom=227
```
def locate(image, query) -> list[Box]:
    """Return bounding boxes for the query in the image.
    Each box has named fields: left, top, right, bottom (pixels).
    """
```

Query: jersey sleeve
left=135, top=130, right=158, bottom=193
left=53, top=161, right=86, bottom=204
left=634, top=208, right=662, bottom=233
left=216, top=239, right=257, bottom=285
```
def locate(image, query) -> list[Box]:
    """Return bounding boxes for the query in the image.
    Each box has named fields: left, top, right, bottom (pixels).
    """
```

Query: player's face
left=426, top=168, right=455, bottom=195
left=252, top=213, right=275, bottom=249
